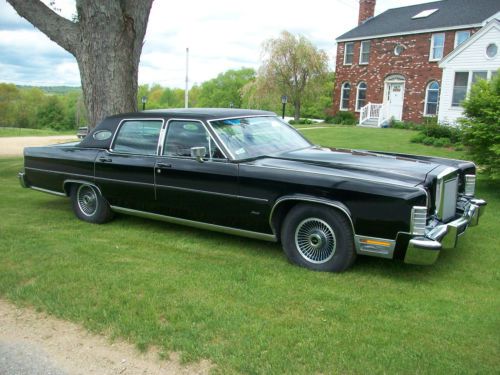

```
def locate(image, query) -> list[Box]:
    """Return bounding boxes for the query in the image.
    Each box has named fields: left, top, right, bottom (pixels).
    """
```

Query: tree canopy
left=7, top=0, right=154, bottom=129
left=256, top=31, right=330, bottom=120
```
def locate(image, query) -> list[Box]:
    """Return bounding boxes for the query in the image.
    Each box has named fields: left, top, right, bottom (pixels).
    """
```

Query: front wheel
left=281, top=203, right=356, bottom=272
left=70, top=184, right=113, bottom=224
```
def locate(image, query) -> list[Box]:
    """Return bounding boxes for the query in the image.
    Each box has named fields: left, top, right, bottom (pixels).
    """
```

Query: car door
left=154, top=119, right=241, bottom=228
left=94, top=118, right=163, bottom=212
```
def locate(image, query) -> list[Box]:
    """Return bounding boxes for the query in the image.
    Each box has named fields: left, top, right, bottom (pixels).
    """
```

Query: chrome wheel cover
left=77, top=185, right=98, bottom=217
left=294, top=218, right=336, bottom=264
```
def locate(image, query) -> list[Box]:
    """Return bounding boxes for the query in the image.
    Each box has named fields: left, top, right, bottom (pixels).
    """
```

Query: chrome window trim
left=109, top=118, right=165, bottom=156
left=160, top=118, right=229, bottom=160
left=110, top=205, right=277, bottom=242
left=206, top=115, right=290, bottom=160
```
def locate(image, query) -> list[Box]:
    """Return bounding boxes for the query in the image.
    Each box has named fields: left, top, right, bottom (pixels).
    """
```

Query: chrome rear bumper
left=404, top=198, right=487, bottom=265
left=18, top=171, right=28, bottom=188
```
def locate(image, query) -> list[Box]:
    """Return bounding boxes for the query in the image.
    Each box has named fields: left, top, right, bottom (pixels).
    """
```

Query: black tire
left=70, top=183, right=113, bottom=224
left=280, top=203, right=356, bottom=272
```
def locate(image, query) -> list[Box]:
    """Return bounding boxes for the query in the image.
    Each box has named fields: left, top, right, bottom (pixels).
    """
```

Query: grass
left=0, top=127, right=499, bottom=374
left=0, top=127, right=74, bottom=137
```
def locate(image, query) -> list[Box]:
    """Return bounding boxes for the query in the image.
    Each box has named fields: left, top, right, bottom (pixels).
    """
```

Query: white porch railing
left=359, top=103, right=382, bottom=126
left=377, top=104, right=390, bottom=127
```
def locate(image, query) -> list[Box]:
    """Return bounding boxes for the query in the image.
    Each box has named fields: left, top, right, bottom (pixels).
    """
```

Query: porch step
left=359, top=118, right=379, bottom=127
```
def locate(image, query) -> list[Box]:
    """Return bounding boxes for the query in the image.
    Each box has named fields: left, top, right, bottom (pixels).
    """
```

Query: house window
left=356, top=82, right=367, bottom=111
left=486, top=43, right=498, bottom=58
left=344, top=42, right=354, bottom=65
left=359, top=41, right=370, bottom=64
left=424, top=81, right=439, bottom=116
left=452, top=72, right=469, bottom=107
left=340, top=82, right=351, bottom=110
left=454, top=30, right=470, bottom=48
left=472, top=71, right=488, bottom=84
left=430, top=33, right=445, bottom=61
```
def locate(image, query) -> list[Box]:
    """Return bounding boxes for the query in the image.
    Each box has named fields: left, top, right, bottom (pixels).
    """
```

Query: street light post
left=141, top=96, right=147, bottom=111
left=281, top=95, right=288, bottom=119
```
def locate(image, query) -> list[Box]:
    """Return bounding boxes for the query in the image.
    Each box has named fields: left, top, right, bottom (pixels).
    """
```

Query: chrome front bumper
left=18, top=171, right=28, bottom=188
left=404, top=198, right=487, bottom=265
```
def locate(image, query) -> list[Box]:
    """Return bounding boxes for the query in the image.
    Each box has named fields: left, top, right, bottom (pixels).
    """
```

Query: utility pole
left=185, top=47, right=189, bottom=108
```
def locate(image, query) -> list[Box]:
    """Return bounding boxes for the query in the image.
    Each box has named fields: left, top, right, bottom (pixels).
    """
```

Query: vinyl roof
left=337, top=0, right=500, bottom=41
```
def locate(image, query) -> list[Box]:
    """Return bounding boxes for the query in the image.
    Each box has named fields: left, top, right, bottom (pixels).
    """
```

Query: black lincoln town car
left=18, top=109, right=486, bottom=272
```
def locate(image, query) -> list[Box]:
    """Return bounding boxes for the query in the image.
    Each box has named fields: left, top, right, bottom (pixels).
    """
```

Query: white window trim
left=429, top=33, right=445, bottom=61
left=424, top=81, right=439, bottom=116
left=340, top=82, right=351, bottom=111
left=359, top=41, right=370, bottom=65
left=451, top=70, right=495, bottom=108
left=343, top=42, right=354, bottom=65
left=454, top=30, right=470, bottom=48
left=355, top=82, right=367, bottom=112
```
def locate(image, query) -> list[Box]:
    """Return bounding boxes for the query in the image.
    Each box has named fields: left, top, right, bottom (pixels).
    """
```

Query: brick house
left=332, top=0, right=500, bottom=126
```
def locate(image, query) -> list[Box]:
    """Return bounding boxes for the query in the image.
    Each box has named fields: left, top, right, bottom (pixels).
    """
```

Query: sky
left=0, top=0, right=438, bottom=88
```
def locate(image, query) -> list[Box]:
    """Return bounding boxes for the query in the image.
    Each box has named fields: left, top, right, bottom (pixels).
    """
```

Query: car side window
left=113, top=120, right=162, bottom=155
left=163, top=121, right=225, bottom=160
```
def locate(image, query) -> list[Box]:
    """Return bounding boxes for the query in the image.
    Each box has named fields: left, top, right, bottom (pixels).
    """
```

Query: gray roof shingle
left=337, top=0, right=500, bottom=41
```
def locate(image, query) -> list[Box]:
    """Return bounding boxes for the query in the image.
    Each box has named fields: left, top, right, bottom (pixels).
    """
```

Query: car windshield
left=210, top=116, right=311, bottom=159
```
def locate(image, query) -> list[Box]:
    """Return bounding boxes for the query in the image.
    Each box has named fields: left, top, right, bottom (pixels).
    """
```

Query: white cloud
left=0, top=0, right=438, bottom=88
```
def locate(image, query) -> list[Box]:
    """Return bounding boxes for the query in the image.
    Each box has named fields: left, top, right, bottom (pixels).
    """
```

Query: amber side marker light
left=360, top=239, right=392, bottom=247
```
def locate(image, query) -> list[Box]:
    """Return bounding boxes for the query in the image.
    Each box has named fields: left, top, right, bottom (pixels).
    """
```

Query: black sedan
left=18, top=109, right=486, bottom=272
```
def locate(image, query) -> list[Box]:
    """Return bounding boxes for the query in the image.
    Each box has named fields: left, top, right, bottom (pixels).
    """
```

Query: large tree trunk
left=6, top=0, right=154, bottom=129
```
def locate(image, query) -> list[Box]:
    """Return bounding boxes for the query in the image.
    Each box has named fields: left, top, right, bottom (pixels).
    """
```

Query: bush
left=459, top=71, right=500, bottom=179
left=410, top=133, right=426, bottom=143
left=289, top=118, right=314, bottom=125
left=390, top=120, right=419, bottom=130
left=422, top=136, right=434, bottom=146
left=433, top=137, right=451, bottom=147
left=325, top=111, right=357, bottom=125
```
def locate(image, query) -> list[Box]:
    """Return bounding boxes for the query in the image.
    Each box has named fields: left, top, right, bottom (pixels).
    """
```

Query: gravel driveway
left=0, top=136, right=78, bottom=157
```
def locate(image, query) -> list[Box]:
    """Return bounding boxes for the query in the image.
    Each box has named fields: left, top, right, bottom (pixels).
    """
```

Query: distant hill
left=16, top=85, right=82, bottom=95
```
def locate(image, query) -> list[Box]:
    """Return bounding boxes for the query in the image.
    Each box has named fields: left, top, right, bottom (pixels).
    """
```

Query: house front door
left=387, top=82, right=404, bottom=120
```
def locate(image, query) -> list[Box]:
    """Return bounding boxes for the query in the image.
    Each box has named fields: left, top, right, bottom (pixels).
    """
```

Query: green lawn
left=0, top=127, right=74, bottom=137
left=0, top=127, right=499, bottom=374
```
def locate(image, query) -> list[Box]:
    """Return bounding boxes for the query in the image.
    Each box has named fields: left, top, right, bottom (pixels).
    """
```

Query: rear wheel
left=281, top=203, right=356, bottom=272
left=70, top=184, right=113, bottom=224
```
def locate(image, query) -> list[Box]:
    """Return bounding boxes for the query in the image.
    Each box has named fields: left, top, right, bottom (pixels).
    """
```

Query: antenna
left=185, top=47, right=189, bottom=108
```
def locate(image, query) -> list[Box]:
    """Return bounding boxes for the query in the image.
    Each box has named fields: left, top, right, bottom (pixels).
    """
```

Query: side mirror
left=190, top=146, right=206, bottom=163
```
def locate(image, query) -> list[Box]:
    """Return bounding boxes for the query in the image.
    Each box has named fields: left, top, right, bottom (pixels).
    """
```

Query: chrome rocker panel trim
left=110, top=206, right=277, bottom=242
left=404, top=198, right=487, bottom=265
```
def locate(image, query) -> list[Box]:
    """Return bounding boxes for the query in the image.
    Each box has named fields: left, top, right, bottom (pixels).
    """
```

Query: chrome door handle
left=156, top=163, right=172, bottom=169
left=98, top=157, right=112, bottom=163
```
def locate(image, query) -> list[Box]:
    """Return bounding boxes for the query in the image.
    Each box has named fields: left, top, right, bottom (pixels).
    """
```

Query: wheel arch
left=269, top=195, right=355, bottom=241
left=62, top=179, right=103, bottom=197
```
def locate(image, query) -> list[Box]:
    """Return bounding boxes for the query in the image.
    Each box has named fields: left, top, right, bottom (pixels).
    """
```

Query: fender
left=63, top=179, right=103, bottom=197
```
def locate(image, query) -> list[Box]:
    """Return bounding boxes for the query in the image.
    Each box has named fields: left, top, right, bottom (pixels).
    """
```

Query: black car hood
left=254, top=147, right=441, bottom=187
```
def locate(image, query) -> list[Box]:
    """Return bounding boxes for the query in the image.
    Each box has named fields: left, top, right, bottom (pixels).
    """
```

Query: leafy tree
left=37, top=95, right=66, bottom=130
left=0, top=83, right=21, bottom=127
left=196, top=68, right=256, bottom=108
left=459, top=71, right=500, bottom=179
left=7, top=0, right=154, bottom=129
left=259, top=31, right=329, bottom=120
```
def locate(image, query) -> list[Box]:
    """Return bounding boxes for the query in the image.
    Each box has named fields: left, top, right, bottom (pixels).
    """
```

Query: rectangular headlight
left=411, top=206, right=427, bottom=236
left=464, top=175, right=476, bottom=196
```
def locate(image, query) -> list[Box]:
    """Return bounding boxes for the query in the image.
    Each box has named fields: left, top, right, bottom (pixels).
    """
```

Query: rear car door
left=94, top=118, right=163, bottom=212
left=154, top=119, right=241, bottom=228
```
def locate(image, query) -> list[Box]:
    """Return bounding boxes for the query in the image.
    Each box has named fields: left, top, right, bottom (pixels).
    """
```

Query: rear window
left=112, top=120, right=163, bottom=155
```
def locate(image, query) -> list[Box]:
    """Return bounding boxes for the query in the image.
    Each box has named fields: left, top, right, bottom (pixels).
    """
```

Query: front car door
left=154, top=119, right=241, bottom=228
left=94, top=118, right=163, bottom=211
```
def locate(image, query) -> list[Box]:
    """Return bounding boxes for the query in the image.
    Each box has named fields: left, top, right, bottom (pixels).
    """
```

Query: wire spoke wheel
left=77, top=185, right=98, bottom=217
left=294, top=218, right=336, bottom=264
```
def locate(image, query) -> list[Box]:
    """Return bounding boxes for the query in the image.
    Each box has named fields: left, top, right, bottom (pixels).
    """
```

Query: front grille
left=435, top=168, right=458, bottom=222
